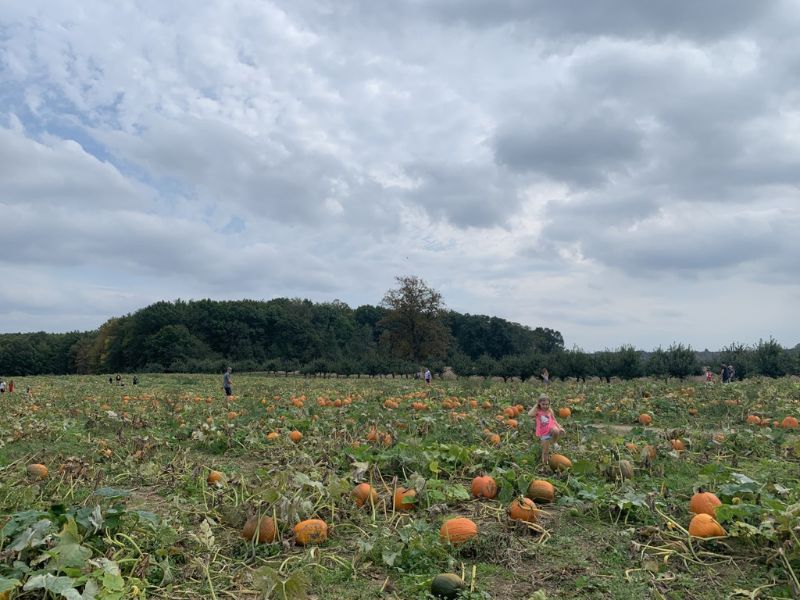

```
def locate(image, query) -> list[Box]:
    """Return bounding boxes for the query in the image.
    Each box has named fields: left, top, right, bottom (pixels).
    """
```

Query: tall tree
left=378, top=276, right=451, bottom=363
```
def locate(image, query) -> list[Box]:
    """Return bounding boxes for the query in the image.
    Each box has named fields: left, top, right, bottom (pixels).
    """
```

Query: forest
left=0, top=289, right=798, bottom=380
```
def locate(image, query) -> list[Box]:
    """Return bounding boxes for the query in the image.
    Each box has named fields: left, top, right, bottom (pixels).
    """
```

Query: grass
left=0, top=374, right=799, bottom=598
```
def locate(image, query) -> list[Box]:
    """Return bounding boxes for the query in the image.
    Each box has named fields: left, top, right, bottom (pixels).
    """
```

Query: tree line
left=0, top=278, right=797, bottom=379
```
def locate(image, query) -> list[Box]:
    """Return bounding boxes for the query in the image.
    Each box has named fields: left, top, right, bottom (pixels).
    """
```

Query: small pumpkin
left=508, top=497, right=538, bottom=522
left=266, top=431, right=280, bottom=441
left=781, top=416, right=799, bottom=429
left=26, top=463, right=48, bottom=480
left=439, top=517, right=478, bottom=545
left=242, top=515, right=277, bottom=543
left=470, top=475, right=498, bottom=499
left=393, top=487, right=416, bottom=511
left=689, top=491, right=722, bottom=516
left=688, top=513, right=726, bottom=538
left=558, top=407, right=571, bottom=418
left=352, top=483, right=378, bottom=508
left=294, top=519, right=328, bottom=545
left=638, top=414, right=653, bottom=426
left=487, top=433, right=501, bottom=446
left=745, top=415, right=761, bottom=425
left=548, top=453, right=572, bottom=471
left=289, top=430, right=303, bottom=443
left=207, top=470, right=224, bottom=484
left=526, top=479, right=555, bottom=503
left=430, top=573, right=466, bottom=599
left=670, top=439, right=685, bottom=452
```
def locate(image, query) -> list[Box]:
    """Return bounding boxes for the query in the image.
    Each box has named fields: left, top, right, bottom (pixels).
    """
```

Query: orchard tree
left=379, top=276, right=451, bottom=363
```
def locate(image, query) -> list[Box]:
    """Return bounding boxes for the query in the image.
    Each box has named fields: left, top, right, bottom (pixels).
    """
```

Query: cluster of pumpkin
left=745, top=414, right=798, bottom=428
left=687, top=490, right=726, bottom=538
left=226, top=473, right=560, bottom=552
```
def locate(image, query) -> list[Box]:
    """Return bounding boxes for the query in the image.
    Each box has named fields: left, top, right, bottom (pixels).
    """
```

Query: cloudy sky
left=2, top=1, right=799, bottom=351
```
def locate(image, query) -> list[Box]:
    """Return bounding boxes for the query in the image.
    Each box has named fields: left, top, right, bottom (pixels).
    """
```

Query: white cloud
left=1, top=0, right=799, bottom=350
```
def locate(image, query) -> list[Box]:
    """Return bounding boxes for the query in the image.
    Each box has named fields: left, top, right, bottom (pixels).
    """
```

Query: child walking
left=529, top=394, right=564, bottom=466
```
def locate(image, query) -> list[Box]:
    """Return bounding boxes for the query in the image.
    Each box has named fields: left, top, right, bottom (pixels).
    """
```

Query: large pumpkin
left=527, top=479, right=555, bottom=503
left=352, top=483, right=378, bottom=508
left=508, top=497, right=538, bottom=523
left=430, top=573, right=466, bottom=599
left=393, top=487, right=416, bottom=511
left=439, top=517, right=478, bottom=545
left=781, top=416, right=799, bottom=429
left=470, top=475, right=498, bottom=499
left=289, top=430, right=303, bottom=443
left=294, top=519, right=328, bottom=545
left=688, top=513, right=726, bottom=538
left=638, top=414, right=653, bottom=426
left=548, top=454, right=572, bottom=471
left=241, top=515, right=277, bottom=543
left=689, top=491, right=722, bottom=516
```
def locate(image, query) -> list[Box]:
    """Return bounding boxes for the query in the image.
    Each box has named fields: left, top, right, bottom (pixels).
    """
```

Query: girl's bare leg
left=541, top=439, right=551, bottom=465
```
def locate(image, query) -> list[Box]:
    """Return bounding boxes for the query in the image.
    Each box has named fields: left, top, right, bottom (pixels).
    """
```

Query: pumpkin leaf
left=23, top=573, right=82, bottom=600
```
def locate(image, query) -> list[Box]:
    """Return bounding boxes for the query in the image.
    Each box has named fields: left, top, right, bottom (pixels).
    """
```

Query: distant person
left=424, top=368, right=431, bottom=385
left=720, top=364, right=731, bottom=384
left=704, top=368, right=713, bottom=383
left=0, top=381, right=5, bottom=394
left=728, top=364, right=736, bottom=382
left=115, top=374, right=122, bottom=385
left=8, top=380, right=13, bottom=393
left=109, top=376, right=113, bottom=384
left=541, top=368, right=550, bottom=385
left=223, top=367, right=233, bottom=398
left=528, top=393, right=565, bottom=466
left=132, top=375, right=139, bottom=385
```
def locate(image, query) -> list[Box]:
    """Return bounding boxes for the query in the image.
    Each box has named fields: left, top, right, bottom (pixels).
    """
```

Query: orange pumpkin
left=624, top=442, right=639, bottom=453
left=689, top=491, right=722, bottom=516
left=548, top=454, right=572, bottom=471
left=745, top=415, right=761, bottom=425
left=781, top=416, right=799, bottom=429
left=207, top=470, right=224, bottom=484
left=470, top=475, right=498, bottom=499
left=487, top=433, right=501, bottom=446
left=508, top=497, right=538, bottom=523
left=26, top=463, right=48, bottom=479
left=688, top=408, right=698, bottom=416
left=266, top=431, right=280, bottom=441
left=506, top=418, right=518, bottom=428
left=638, top=414, right=653, bottom=426
left=294, top=519, right=328, bottom=545
left=527, top=479, right=555, bottom=503
left=393, top=487, right=416, bottom=511
left=688, top=513, right=726, bottom=538
left=289, top=430, right=303, bottom=443
left=670, top=439, right=685, bottom=452
left=439, top=517, right=478, bottom=545
left=242, top=515, right=277, bottom=543
left=352, top=483, right=378, bottom=508
left=558, top=407, right=571, bottom=418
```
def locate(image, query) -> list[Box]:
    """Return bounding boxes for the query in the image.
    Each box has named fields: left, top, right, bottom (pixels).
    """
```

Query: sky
left=1, top=1, right=799, bottom=352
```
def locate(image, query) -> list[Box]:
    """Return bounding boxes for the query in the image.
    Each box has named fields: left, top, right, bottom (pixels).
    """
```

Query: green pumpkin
left=431, top=573, right=466, bottom=599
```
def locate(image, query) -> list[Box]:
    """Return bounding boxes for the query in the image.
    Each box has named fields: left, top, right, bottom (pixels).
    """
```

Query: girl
left=529, top=394, right=564, bottom=466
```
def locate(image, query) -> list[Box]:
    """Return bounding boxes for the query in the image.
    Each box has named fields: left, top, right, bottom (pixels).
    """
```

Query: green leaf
left=0, top=577, right=20, bottom=593
left=23, top=573, right=82, bottom=600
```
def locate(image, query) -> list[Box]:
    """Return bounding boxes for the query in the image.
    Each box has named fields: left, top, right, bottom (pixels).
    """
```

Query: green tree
left=664, top=343, right=700, bottom=379
left=378, top=276, right=451, bottom=363
left=753, top=337, right=789, bottom=377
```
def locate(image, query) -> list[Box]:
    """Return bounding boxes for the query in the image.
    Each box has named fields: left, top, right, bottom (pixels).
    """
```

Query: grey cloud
left=494, top=112, right=644, bottom=186
left=424, top=0, right=777, bottom=41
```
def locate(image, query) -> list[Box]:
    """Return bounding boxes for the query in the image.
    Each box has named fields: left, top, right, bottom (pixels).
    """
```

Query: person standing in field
left=529, top=393, right=564, bottom=466
left=728, top=364, right=736, bottom=382
left=541, top=368, right=550, bottom=385
left=223, top=367, right=233, bottom=398
left=424, top=368, right=431, bottom=385
left=704, top=368, right=713, bottom=383
left=720, top=364, right=731, bottom=384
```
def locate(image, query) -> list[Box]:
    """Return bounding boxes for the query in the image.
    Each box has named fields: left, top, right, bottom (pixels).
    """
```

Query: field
left=1, top=374, right=800, bottom=599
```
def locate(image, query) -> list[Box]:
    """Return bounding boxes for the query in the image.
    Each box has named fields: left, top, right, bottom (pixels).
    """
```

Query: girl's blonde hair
left=536, top=394, right=551, bottom=409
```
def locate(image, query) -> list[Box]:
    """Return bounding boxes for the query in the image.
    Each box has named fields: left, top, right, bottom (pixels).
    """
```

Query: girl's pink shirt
left=534, top=408, right=559, bottom=437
